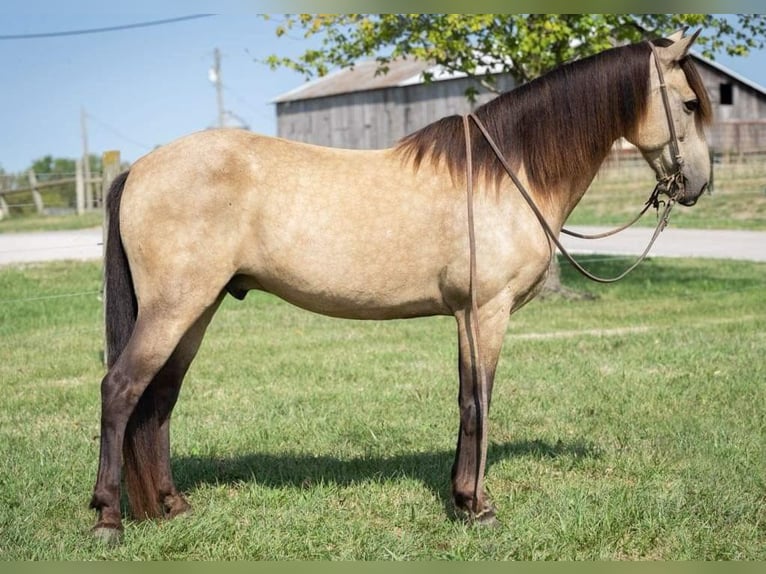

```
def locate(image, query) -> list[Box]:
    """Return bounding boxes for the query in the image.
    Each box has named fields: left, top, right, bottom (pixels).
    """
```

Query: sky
left=2, top=5, right=766, bottom=174
left=0, top=6, right=324, bottom=173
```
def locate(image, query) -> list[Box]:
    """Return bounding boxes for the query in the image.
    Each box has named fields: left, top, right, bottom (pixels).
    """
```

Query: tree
left=262, top=14, right=765, bottom=85
left=29, top=154, right=102, bottom=178
left=260, top=14, right=766, bottom=296
left=17, top=155, right=103, bottom=213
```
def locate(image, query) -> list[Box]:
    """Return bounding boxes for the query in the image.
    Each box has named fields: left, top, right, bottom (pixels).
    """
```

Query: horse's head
left=628, top=29, right=712, bottom=207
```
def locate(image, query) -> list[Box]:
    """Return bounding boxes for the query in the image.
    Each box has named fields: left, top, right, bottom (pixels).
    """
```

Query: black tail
left=104, top=170, right=166, bottom=519
left=104, top=170, right=136, bottom=368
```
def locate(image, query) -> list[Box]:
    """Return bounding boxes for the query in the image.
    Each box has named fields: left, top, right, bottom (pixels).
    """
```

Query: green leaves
left=260, top=13, right=766, bottom=88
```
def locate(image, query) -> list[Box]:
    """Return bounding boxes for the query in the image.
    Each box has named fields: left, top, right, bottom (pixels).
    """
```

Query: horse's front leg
left=452, top=292, right=511, bottom=525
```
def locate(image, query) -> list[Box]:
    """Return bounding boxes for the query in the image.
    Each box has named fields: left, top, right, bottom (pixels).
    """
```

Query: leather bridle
left=463, top=41, right=687, bottom=287
left=461, top=40, right=687, bottom=518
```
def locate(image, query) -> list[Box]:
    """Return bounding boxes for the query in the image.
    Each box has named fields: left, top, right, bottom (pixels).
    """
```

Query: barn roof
left=691, top=52, right=766, bottom=95
left=272, top=58, right=483, bottom=103
left=273, top=52, right=766, bottom=104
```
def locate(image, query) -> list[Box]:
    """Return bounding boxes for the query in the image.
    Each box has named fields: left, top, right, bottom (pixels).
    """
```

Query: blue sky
left=2, top=6, right=765, bottom=173
left=0, top=7, right=322, bottom=172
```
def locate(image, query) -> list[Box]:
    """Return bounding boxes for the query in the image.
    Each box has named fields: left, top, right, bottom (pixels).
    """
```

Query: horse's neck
left=493, top=90, right=628, bottom=226
left=520, top=151, right=611, bottom=233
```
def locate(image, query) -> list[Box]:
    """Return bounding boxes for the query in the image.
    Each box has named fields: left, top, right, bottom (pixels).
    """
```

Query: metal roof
left=273, top=52, right=766, bottom=104
left=690, top=52, right=766, bottom=95
left=273, top=58, right=457, bottom=103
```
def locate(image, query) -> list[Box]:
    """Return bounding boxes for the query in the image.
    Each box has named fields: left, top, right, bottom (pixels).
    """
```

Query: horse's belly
left=228, top=262, right=450, bottom=320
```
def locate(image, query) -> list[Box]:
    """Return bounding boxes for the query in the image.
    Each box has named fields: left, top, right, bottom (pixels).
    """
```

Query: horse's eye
left=683, top=99, right=699, bottom=113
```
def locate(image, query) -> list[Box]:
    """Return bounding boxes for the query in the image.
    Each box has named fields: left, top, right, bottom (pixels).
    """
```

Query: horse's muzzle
left=678, top=182, right=708, bottom=207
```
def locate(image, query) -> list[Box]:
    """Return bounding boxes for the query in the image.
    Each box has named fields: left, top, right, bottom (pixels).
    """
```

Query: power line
left=85, top=112, right=153, bottom=151
left=0, top=14, right=215, bottom=40
left=222, top=84, right=273, bottom=122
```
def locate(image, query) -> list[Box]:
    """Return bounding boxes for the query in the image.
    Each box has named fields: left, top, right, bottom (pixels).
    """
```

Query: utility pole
left=81, top=107, right=93, bottom=209
left=211, top=48, right=225, bottom=128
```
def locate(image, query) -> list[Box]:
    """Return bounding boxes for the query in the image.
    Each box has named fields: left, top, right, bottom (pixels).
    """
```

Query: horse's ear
left=666, top=28, right=687, bottom=43
left=659, top=28, right=700, bottom=63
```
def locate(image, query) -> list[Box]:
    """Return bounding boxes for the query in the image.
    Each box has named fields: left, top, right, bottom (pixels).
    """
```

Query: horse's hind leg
left=90, top=293, right=223, bottom=543
left=123, top=296, right=224, bottom=521
left=451, top=294, right=511, bottom=524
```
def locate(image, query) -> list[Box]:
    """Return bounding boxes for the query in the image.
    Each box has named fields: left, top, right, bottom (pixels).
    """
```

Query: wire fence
left=1, top=279, right=764, bottom=308
left=0, top=131, right=764, bottom=308
left=0, top=251, right=762, bottom=309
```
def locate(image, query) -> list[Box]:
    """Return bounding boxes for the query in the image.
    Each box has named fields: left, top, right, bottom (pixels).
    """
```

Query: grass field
left=0, top=256, right=764, bottom=560
left=0, top=211, right=103, bottom=234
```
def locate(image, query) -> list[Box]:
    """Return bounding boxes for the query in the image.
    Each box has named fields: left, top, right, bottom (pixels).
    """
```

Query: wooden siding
left=276, top=58, right=766, bottom=155
left=693, top=59, right=766, bottom=151
left=695, top=60, right=766, bottom=121
left=276, top=75, right=516, bottom=149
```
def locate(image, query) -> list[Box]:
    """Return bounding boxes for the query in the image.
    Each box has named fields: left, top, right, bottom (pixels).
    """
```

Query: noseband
left=648, top=42, right=687, bottom=202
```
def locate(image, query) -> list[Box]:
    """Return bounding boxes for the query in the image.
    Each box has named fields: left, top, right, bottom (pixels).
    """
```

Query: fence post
left=101, top=151, right=120, bottom=203
left=75, top=158, right=85, bottom=215
left=27, top=170, right=44, bottom=214
left=0, top=175, right=7, bottom=218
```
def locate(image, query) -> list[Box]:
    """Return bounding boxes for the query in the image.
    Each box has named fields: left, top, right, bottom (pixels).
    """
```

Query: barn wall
left=695, top=62, right=765, bottom=121
left=694, top=61, right=766, bottom=152
left=276, top=62, right=766, bottom=156
left=276, top=75, right=516, bottom=149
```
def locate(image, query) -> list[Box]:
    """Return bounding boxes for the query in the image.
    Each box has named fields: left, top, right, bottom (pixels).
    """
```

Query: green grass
left=0, top=258, right=764, bottom=559
left=0, top=211, right=102, bottom=234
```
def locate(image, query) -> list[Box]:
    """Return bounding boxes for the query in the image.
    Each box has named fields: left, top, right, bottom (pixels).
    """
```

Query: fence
left=587, top=119, right=766, bottom=183
left=598, top=149, right=766, bottom=200
left=0, top=151, right=121, bottom=218
left=2, top=120, right=765, bottom=218
left=708, top=119, right=766, bottom=160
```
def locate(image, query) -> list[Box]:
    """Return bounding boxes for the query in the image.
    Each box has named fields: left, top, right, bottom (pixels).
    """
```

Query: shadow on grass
left=173, top=438, right=598, bottom=518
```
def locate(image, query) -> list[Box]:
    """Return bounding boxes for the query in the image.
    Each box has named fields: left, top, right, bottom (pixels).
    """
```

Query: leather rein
left=463, top=42, right=686, bottom=287
left=461, top=42, right=686, bottom=517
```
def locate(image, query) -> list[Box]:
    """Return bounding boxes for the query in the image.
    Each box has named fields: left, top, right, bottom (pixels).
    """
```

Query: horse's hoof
left=164, top=494, right=193, bottom=519
left=472, top=507, right=500, bottom=528
left=92, top=525, right=123, bottom=547
left=453, top=501, right=500, bottom=527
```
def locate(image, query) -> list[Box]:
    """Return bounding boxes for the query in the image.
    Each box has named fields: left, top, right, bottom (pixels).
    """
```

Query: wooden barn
left=273, top=59, right=516, bottom=149
left=692, top=54, right=766, bottom=155
left=273, top=52, right=766, bottom=157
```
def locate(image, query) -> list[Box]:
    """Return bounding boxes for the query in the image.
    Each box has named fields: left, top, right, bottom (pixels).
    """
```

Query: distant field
left=0, top=257, right=764, bottom=559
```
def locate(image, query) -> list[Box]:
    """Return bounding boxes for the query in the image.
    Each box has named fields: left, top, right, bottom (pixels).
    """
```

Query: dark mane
left=395, top=41, right=711, bottom=196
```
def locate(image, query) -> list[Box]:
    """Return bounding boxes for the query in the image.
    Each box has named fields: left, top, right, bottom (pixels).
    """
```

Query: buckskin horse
left=89, top=30, right=711, bottom=543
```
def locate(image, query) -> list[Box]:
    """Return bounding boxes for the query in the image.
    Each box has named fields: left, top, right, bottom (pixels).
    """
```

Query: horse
left=89, top=30, right=712, bottom=544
